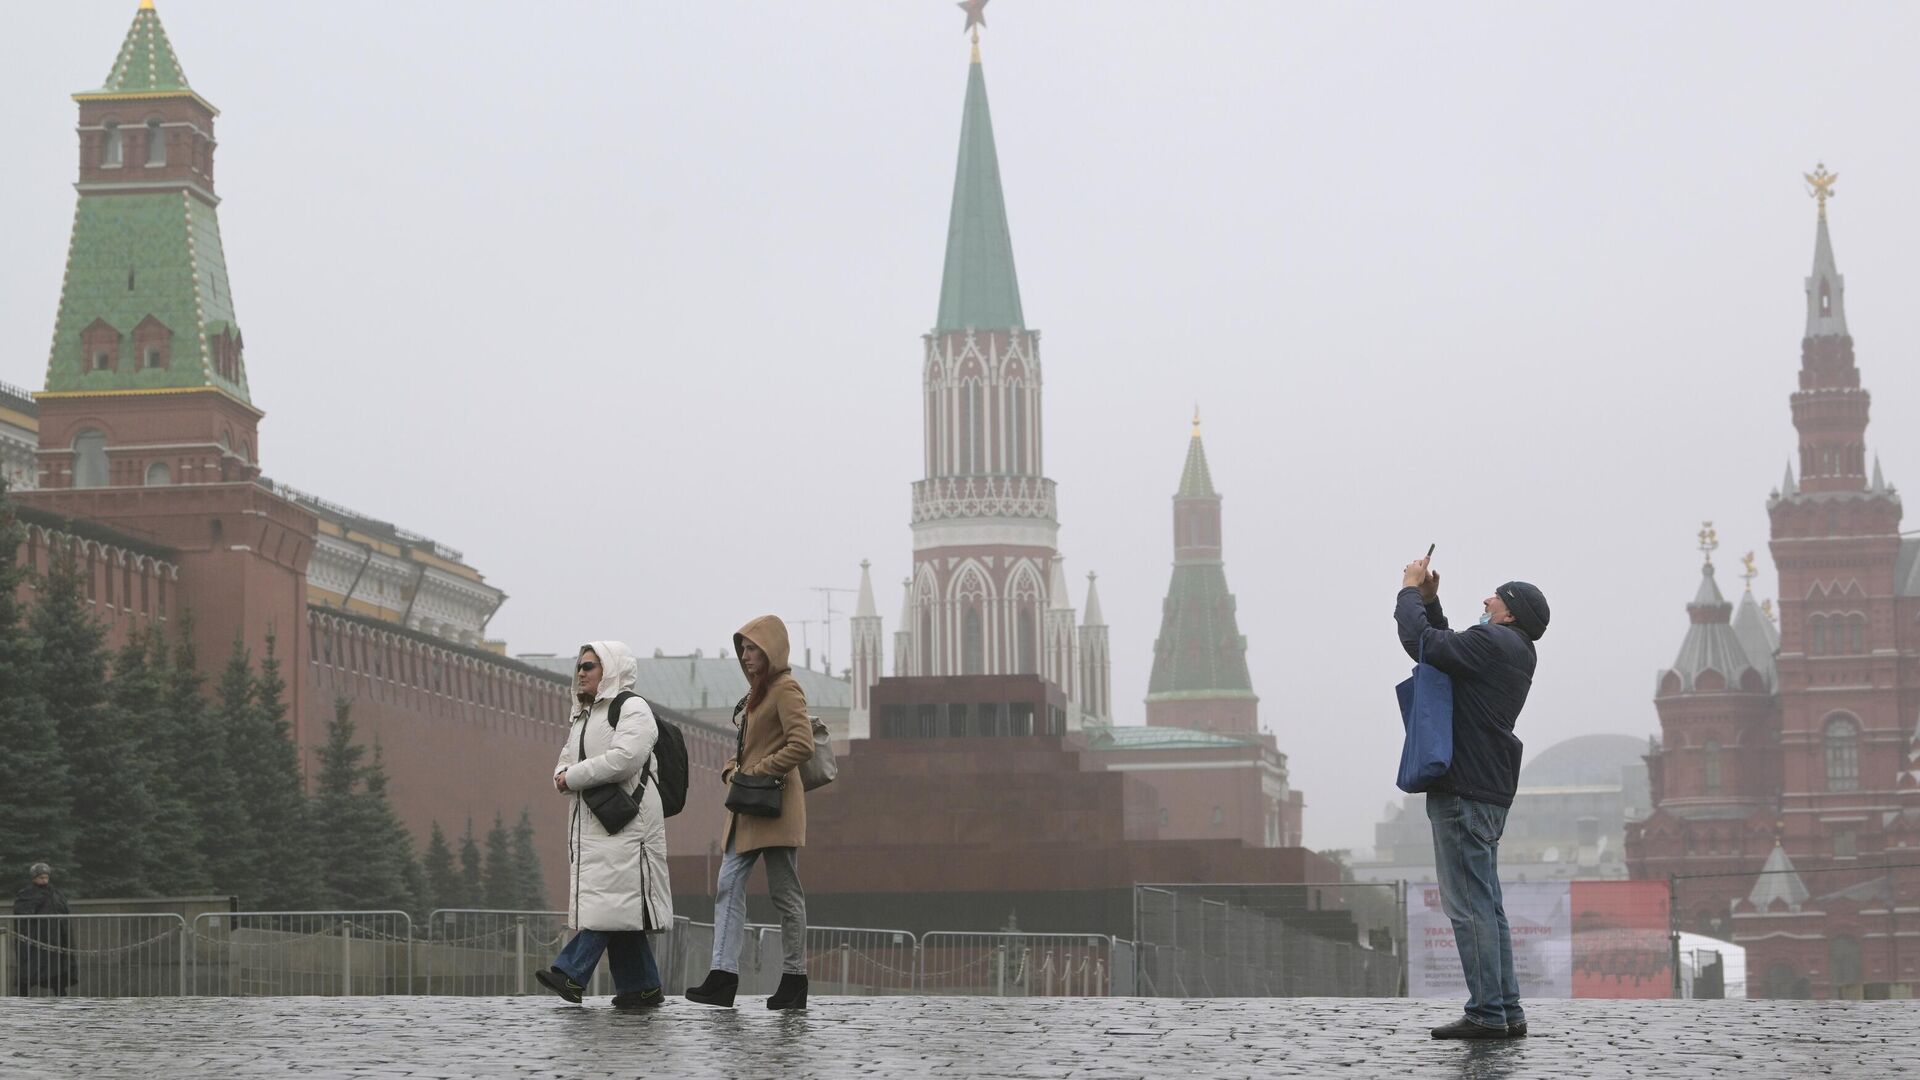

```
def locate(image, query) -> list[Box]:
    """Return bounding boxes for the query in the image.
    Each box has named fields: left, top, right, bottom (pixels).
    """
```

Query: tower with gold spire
left=19, top=2, right=316, bottom=729
left=1144, top=411, right=1258, bottom=734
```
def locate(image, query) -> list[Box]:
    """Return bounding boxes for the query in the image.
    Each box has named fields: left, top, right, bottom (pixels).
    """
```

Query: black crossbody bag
left=578, top=692, right=645, bottom=834
left=724, top=695, right=784, bottom=819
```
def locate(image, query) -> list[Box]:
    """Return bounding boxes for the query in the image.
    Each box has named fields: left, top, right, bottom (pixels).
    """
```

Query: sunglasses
left=576, top=661, right=600, bottom=673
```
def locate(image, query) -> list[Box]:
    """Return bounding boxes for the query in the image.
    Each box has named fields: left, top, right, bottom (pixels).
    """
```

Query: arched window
left=73, top=429, right=107, bottom=488
left=1830, top=936, right=1862, bottom=990
left=918, top=604, right=933, bottom=676
left=1849, top=615, right=1865, bottom=655
left=145, top=119, right=166, bottom=166
left=1016, top=606, right=1036, bottom=675
left=957, top=383, right=973, bottom=476
left=1009, top=382, right=1027, bottom=474
left=1809, top=616, right=1828, bottom=656
left=144, top=462, right=171, bottom=486
left=1820, top=280, right=1833, bottom=315
left=1703, top=740, right=1722, bottom=795
left=103, top=122, right=123, bottom=167
left=962, top=606, right=984, bottom=675
left=1824, top=716, right=1860, bottom=792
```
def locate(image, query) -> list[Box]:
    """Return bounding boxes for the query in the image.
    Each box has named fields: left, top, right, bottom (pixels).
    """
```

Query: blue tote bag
left=1394, top=641, right=1453, bottom=793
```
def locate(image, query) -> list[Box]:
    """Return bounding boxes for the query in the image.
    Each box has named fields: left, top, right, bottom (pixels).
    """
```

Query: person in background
left=12, top=862, right=74, bottom=997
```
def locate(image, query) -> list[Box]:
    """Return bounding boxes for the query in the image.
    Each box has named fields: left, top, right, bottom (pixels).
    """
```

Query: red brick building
left=6, top=4, right=744, bottom=908
left=1627, top=172, right=1920, bottom=998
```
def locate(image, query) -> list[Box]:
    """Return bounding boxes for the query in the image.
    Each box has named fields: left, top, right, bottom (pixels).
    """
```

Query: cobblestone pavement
left=2, top=996, right=1917, bottom=1079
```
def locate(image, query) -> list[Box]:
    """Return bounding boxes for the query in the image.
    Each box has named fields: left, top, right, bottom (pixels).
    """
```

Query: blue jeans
left=553, top=929, right=660, bottom=995
left=1426, top=791, right=1523, bottom=1029
left=712, top=843, right=807, bottom=975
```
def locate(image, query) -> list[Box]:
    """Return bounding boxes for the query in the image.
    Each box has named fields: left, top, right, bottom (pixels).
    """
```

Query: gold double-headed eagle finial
left=1698, top=521, right=1719, bottom=565
left=1740, top=551, right=1758, bottom=591
left=1806, top=163, right=1838, bottom=221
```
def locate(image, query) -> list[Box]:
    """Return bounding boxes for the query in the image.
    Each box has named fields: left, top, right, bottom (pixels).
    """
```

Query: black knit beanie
left=1497, top=581, right=1549, bottom=640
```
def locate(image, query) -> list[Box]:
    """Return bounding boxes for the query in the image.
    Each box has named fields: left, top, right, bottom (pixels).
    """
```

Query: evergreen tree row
left=0, top=480, right=548, bottom=918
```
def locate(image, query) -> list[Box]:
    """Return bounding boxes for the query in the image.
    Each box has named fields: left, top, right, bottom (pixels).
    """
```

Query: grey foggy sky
left=6, top=2, right=1920, bottom=855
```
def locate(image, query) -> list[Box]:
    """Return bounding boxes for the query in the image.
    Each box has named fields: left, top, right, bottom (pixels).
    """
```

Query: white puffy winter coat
left=556, top=640, right=673, bottom=932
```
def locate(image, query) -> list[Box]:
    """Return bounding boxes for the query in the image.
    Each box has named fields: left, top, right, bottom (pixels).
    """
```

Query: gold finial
left=1191, top=404, right=1201, bottom=437
left=1697, top=521, right=1718, bottom=565
left=1805, top=163, right=1838, bottom=221
left=139, top=0, right=155, bottom=9
left=1761, top=598, right=1775, bottom=624
left=1740, top=551, right=1758, bottom=591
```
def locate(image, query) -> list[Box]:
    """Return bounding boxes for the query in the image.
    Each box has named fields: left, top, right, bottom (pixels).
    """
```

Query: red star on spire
left=958, top=0, right=989, bottom=35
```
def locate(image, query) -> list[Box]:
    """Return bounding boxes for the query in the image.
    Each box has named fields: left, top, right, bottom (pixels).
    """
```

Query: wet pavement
left=2, top=995, right=1916, bottom=1078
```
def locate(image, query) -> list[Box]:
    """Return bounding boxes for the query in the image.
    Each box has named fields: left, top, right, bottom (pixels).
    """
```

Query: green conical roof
left=44, top=193, right=249, bottom=402
left=935, top=54, right=1025, bottom=332
left=1145, top=563, right=1255, bottom=699
left=93, top=3, right=192, bottom=96
left=1178, top=432, right=1216, bottom=498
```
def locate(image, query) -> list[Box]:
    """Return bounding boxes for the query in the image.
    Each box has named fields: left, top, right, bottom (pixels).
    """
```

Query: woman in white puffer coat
left=534, top=640, right=673, bottom=1008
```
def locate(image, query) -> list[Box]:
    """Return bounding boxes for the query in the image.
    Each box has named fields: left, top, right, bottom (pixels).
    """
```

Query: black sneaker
left=1430, top=1016, right=1508, bottom=1040
left=612, top=987, right=666, bottom=1010
left=1505, top=1020, right=1529, bottom=1038
left=534, top=967, right=584, bottom=1004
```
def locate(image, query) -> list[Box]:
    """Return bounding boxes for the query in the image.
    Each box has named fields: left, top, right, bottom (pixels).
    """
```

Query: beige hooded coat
left=555, top=640, right=673, bottom=932
left=720, top=616, right=814, bottom=853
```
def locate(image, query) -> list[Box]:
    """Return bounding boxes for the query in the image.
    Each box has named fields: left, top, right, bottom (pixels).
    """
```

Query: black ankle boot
left=767, top=972, right=808, bottom=1010
left=685, top=969, right=739, bottom=1007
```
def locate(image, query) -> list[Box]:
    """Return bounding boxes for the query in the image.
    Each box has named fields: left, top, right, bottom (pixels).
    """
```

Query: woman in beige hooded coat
left=685, top=615, right=814, bottom=1010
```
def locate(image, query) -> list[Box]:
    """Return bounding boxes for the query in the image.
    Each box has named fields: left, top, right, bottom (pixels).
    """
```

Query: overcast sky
left=7, top=2, right=1920, bottom=854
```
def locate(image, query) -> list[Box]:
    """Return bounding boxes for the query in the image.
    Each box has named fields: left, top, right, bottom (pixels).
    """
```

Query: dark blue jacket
left=1395, top=587, right=1534, bottom=808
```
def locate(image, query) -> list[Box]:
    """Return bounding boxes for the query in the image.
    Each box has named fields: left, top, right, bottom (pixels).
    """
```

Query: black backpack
left=608, top=690, right=689, bottom=818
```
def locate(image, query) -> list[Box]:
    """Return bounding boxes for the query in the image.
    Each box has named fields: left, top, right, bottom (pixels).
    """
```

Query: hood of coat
left=575, top=640, right=638, bottom=703
left=733, top=615, right=792, bottom=680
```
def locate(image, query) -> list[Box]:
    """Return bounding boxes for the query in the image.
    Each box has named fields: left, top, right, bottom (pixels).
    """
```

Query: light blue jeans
left=711, top=842, right=807, bottom=975
left=1426, top=791, right=1523, bottom=1030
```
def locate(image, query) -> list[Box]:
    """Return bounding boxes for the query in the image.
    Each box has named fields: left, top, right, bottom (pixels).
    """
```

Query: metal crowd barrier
left=190, top=911, right=413, bottom=996
left=1, top=913, right=189, bottom=998
left=916, top=932, right=1114, bottom=996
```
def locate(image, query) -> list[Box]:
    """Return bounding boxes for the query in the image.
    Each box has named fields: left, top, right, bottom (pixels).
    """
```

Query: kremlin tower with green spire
left=887, top=21, right=1108, bottom=726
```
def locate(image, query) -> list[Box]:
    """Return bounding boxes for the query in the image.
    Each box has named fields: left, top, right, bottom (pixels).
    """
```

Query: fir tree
left=30, top=533, right=134, bottom=897
left=421, top=822, right=460, bottom=915
left=457, top=819, right=484, bottom=909
left=114, top=627, right=203, bottom=894
left=209, top=636, right=266, bottom=904
left=0, top=480, right=75, bottom=885
left=311, top=699, right=415, bottom=911
left=361, top=742, right=421, bottom=914
left=482, top=812, right=514, bottom=910
left=165, top=620, right=242, bottom=897
left=248, top=632, right=317, bottom=909
left=510, top=808, right=548, bottom=912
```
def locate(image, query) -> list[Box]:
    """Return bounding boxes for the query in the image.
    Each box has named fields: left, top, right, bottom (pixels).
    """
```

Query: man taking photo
left=1396, top=555, right=1548, bottom=1040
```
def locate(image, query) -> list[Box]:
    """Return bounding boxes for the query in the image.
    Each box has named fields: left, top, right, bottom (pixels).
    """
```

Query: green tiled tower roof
left=935, top=51, right=1025, bottom=332
left=45, top=194, right=247, bottom=400
left=1178, top=427, right=1215, bottom=497
left=44, top=3, right=247, bottom=403
left=1146, top=565, right=1255, bottom=699
left=1147, top=426, right=1254, bottom=699
left=89, top=2, right=193, bottom=97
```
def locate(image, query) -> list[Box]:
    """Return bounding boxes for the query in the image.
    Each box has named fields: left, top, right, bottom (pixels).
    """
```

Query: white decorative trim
left=912, top=518, right=1060, bottom=552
